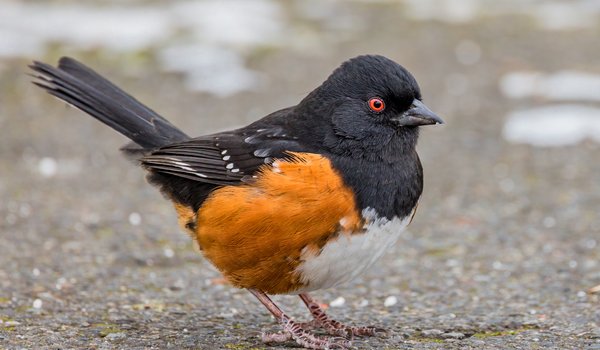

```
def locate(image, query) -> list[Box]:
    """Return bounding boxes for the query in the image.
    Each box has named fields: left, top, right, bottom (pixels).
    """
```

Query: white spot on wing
left=163, top=157, right=208, bottom=178
left=253, top=149, right=271, bottom=157
left=271, top=161, right=282, bottom=173
left=226, top=163, right=234, bottom=169
left=173, top=161, right=196, bottom=172
left=222, top=155, right=231, bottom=161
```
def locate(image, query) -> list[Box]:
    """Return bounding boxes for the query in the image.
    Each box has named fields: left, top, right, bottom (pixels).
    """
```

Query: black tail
left=29, top=57, right=190, bottom=150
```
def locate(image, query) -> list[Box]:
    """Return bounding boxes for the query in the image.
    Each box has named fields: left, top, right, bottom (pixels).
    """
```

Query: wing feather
left=140, top=127, right=303, bottom=185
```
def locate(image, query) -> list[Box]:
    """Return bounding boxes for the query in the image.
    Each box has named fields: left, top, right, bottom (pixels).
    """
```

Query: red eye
left=368, top=97, right=385, bottom=112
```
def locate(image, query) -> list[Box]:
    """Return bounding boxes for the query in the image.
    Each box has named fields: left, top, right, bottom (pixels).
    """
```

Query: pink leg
left=299, top=293, right=386, bottom=338
left=248, top=289, right=351, bottom=350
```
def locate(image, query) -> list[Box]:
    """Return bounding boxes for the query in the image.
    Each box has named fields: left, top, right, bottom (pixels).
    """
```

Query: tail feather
left=30, top=57, right=190, bottom=150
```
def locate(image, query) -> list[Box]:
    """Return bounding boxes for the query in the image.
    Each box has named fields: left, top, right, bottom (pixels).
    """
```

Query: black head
left=297, top=55, right=443, bottom=160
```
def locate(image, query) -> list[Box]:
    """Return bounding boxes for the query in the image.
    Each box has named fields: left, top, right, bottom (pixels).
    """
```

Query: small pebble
left=105, top=332, right=126, bottom=341
left=170, top=278, right=185, bottom=291
left=128, top=212, right=142, bottom=226
left=384, top=296, right=398, bottom=307
left=56, top=277, right=67, bottom=290
left=329, top=296, right=345, bottom=307
left=163, top=247, right=175, bottom=258
left=38, top=157, right=57, bottom=177
left=421, top=329, right=444, bottom=337
left=442, top=332, right=466, bottom=339
left=32, top=299, right=43, bottom=309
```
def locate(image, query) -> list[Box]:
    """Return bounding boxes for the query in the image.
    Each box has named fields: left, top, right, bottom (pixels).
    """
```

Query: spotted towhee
left=30, top=55, right=443, bottom=349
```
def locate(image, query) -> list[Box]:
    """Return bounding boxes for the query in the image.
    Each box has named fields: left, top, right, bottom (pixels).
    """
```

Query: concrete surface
left=1, top=1, right=599, bottom=349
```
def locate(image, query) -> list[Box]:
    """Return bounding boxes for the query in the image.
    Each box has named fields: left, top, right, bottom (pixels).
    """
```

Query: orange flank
left=173, top=152, right=363, bottom=294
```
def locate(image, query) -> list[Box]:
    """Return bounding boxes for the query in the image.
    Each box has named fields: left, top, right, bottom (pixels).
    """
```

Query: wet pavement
left=1, top=1, right=599, bottom=349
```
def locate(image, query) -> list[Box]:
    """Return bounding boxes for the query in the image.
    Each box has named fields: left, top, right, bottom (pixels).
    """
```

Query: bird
left=30, top=54, right=443, bottom=349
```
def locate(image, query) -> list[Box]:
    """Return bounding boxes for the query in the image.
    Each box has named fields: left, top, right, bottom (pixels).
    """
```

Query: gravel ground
left=1, top=1, right=599, bottom=349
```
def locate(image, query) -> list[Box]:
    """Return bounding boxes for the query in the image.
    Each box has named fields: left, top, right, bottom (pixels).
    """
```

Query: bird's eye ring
left=368, top=97, right=385, bottom=112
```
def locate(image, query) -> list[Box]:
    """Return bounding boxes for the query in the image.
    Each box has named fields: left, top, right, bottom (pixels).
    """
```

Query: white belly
left=294, top=208, right=414, bottom=293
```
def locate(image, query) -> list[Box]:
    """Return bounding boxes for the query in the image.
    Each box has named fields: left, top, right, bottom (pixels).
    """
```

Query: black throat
left=328, top=145, right=423, bottom=221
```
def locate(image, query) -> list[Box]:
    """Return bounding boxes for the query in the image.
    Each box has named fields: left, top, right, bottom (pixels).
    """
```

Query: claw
left=261, top=319, right=351, bottom=349
left=261, top=331, right=292, bottom=343
left=299, top=293, right=388, bottom=339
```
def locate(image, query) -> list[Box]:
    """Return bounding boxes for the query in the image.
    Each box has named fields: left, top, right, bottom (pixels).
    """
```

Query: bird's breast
left=293, top=208, right=415, bottom=293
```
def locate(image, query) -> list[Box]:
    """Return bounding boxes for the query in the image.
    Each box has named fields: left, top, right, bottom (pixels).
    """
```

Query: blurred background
left=1, top=0, right=599, bottom=349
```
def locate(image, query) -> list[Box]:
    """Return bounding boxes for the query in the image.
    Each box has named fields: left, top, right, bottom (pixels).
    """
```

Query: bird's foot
left=300, top=294, right=387, bottom=338
left=309, top=318, right=386, bottom=338
left=262, top=316, right=352, bottom=350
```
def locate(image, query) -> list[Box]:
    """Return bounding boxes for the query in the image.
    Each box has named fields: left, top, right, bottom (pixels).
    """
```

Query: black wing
left=141, top=125, right=303, bottom=186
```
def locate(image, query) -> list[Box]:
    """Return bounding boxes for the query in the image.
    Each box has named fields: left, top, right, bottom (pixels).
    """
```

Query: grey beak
left=393, top=99, right=444, bottom=126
